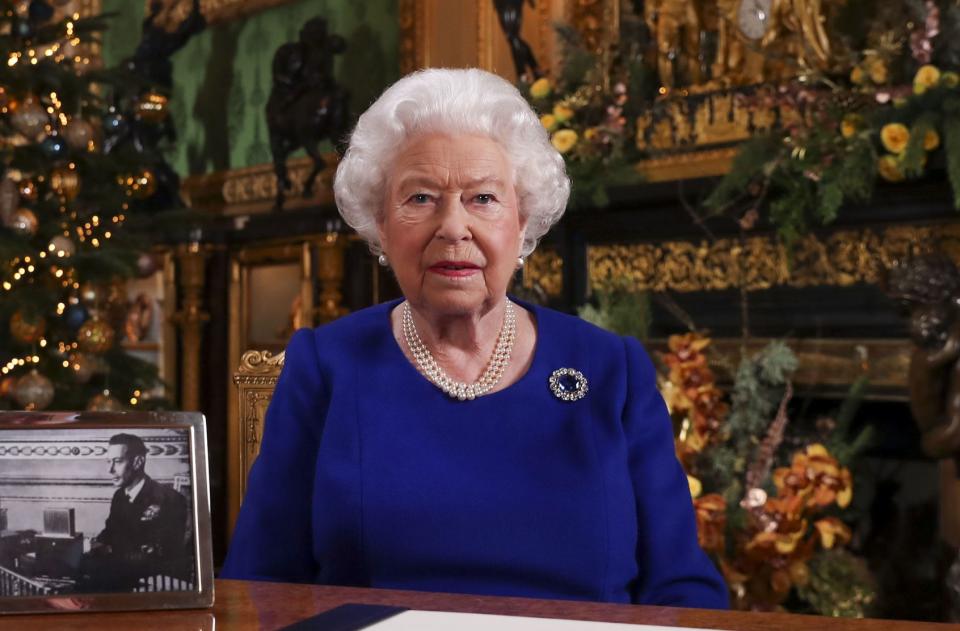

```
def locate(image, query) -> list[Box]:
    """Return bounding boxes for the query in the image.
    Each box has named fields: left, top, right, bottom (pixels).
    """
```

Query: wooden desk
left=4, top=579, right=957, bottom=630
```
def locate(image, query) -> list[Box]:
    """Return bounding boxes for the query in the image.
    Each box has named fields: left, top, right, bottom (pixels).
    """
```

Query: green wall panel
left=101, top=0, right=399, bottom=176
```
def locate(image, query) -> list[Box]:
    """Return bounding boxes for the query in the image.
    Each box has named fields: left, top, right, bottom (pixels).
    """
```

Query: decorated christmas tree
left=0, top=0, right=166, bottom=411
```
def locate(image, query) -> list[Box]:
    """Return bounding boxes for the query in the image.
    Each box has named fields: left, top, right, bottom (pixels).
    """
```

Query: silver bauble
left=68, top=352, right=94, bottom=384
left=62, top=117, right=95, bottom=150
left=49, top=234, right=75, bottom=257
left=8, top=208, right=38, bottom=237
left=13, top=370, right=54, bottom=411
left=10, top=96, right=47, bottom=139
left=86, top=390, right=123, bottom=411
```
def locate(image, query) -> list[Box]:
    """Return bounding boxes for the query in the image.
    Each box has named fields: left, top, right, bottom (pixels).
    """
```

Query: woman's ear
left=376, top=214, right=389, bottom=256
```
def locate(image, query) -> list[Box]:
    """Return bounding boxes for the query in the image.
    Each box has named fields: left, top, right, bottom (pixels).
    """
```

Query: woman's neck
left=391, top=296, right=538, bottom=392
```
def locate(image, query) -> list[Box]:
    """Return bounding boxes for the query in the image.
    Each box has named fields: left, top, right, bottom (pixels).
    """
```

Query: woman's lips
left=428, top=261, right=481, bottom=278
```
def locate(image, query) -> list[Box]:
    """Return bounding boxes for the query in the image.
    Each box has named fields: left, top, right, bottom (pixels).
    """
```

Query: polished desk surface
left=5, top=579, right=958, bottom=630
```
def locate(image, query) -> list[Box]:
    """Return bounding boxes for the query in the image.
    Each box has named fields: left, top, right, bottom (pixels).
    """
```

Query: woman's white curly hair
left=333, top=67, right=570, bottom=256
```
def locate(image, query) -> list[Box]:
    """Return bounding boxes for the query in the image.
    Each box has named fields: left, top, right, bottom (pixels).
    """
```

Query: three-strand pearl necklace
left=401, top=300, right=517, bottom=400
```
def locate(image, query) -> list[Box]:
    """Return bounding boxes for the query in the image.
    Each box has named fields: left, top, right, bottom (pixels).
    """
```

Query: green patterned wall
left=101, top=0, right=399, bottom=175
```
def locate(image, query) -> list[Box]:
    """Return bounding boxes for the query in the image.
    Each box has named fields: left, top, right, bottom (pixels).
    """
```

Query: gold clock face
left=737, top=0, right=772, bottom=41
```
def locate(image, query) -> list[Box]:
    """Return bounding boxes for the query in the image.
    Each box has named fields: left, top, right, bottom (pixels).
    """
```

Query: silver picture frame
left=0, top=411, right=213, bottom=614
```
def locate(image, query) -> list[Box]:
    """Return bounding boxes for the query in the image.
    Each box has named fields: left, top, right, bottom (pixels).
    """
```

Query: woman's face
left=378, top=133, right=526, bottom=318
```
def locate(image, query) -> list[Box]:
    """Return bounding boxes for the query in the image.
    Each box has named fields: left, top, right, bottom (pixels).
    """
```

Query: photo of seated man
left=79, top=433, right=190, bottom=592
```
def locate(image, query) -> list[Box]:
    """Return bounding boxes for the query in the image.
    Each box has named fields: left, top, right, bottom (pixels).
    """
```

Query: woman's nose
left=435, top=196, right=471, bottom=242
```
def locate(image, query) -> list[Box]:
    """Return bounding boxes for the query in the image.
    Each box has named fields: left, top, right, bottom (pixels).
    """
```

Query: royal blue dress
left=221, top=299, right=728, bottom=609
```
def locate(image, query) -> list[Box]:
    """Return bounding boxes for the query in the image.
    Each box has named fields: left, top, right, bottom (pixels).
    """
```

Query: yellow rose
left=840, top=113, right=863, bottom=139
left=867, top=58, right=888, bottom=84
left=914, top=64, right=941, bottom=94
left=877, top=155, right=904, bottom=182
left=551, top=129, right=578, bottom=154
left=943, top=72, right=960, bottom=88
left=552, top=104, right=574, bottom=123
left=880, top=123, right=910, bottom=154
left=540, top=114, right=557, bottom=131
left=687, top=475, right=702, bottom=499
left=924, top=129, right=940, bottom=151
left=584, top=127, right=598, bottom=141
left=850, top=66, right=865, bottom=85
left=530, top=77, right=551, bottom=99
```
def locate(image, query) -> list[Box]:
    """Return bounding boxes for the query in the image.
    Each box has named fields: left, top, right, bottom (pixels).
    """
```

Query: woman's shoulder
left=285, top=300, right=398, bottom=361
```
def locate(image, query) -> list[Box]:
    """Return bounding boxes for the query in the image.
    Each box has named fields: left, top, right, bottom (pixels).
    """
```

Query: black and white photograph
left=0, top=413, right=212, bottom=613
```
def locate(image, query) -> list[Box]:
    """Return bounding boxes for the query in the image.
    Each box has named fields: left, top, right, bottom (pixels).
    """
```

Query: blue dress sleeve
left=622, top=336, right=729, bottom=609
left=220, top=328, right=324, bottom=583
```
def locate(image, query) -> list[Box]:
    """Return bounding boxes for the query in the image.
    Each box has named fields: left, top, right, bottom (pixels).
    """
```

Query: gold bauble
left=86, top=390, right=124, bottom=411
left=67, top=352, right=94, bottom=384
left=7, top=208, right=38, bottom=237
left=9, top=95, right=47, bottom=139
left=77, top=317, right=115, bottom=353
left=10, top=310, right=46, bottom=344
left=62, top=117, right=96, bottom=151
left=49, top=234, right=75, bottom=258
left=13, top=369, right=54, bottom=411
left=135, top=91, right=169, bottom=124
left=50, top=168, right=80, bottom=201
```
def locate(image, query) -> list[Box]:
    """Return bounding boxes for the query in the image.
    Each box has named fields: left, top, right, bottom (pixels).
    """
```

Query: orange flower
left=880, top=123, right=910, bottom=154
left=914, top=65, right=941, bottom=94
left=841, top=113, right=863, bottom=139
left=667, top=333, right=711, bottom=359
left=693, top=494, right=727, bottom=554
left=814, top=517, right=852, bottom=549
left=877, top=155, right=905, bottom=182
left=867, top=58, right=888, bottom=84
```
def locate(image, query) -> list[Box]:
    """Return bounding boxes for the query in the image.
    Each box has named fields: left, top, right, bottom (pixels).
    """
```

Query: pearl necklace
left=401, top=300, right=517, bottom=400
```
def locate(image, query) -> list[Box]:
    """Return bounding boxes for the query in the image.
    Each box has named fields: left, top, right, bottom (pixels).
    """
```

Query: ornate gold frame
left=225, top=238, right=317, bottom=532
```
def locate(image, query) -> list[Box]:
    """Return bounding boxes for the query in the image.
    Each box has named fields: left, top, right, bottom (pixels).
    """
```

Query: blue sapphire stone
left=557, top=373, right=580, bottom=393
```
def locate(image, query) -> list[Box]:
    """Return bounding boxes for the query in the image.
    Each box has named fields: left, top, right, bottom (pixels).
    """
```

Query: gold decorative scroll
left=181, top=154, right=337, bottom=215
left=146, top=0, right=297, bottom=26
left=589, top=224, right=960, bottom=293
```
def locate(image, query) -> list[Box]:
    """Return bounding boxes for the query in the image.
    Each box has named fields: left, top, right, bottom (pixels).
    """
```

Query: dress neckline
left=382, top=297, right=543, bottom=401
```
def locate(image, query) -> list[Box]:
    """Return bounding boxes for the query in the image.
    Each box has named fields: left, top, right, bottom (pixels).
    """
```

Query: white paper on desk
left=364, top=610, right=720, bottom=631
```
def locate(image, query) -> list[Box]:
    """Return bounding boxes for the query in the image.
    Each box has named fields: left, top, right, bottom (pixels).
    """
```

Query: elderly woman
left=222, top=68, right=727, bottom=608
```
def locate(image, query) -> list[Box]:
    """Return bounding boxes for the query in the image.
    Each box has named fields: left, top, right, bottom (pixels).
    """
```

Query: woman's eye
left=474, top=194, right=496, bottom=205
left=409, top=193, right=431, bottom=204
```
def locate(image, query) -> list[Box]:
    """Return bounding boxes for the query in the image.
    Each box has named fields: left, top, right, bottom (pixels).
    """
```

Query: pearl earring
left=517, top=256, right=524, bottom=268
left=378, top=254, right=388, bottom=267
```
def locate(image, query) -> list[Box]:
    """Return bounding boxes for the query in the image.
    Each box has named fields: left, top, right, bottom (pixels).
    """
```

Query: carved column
left=171, top=243, right=210, bottom=411
left=314, top=232, right=349, bottom=324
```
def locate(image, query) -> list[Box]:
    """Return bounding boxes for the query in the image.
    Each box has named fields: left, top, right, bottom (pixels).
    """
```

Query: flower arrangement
left=522, top=28, right=645, bottom=208
left=660, top=333, right=876, bottom=615
left=705, top=0, right=960, bottom=244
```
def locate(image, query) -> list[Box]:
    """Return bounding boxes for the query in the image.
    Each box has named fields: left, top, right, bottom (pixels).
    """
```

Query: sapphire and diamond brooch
left=549, top=368, right=588, bottom=402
